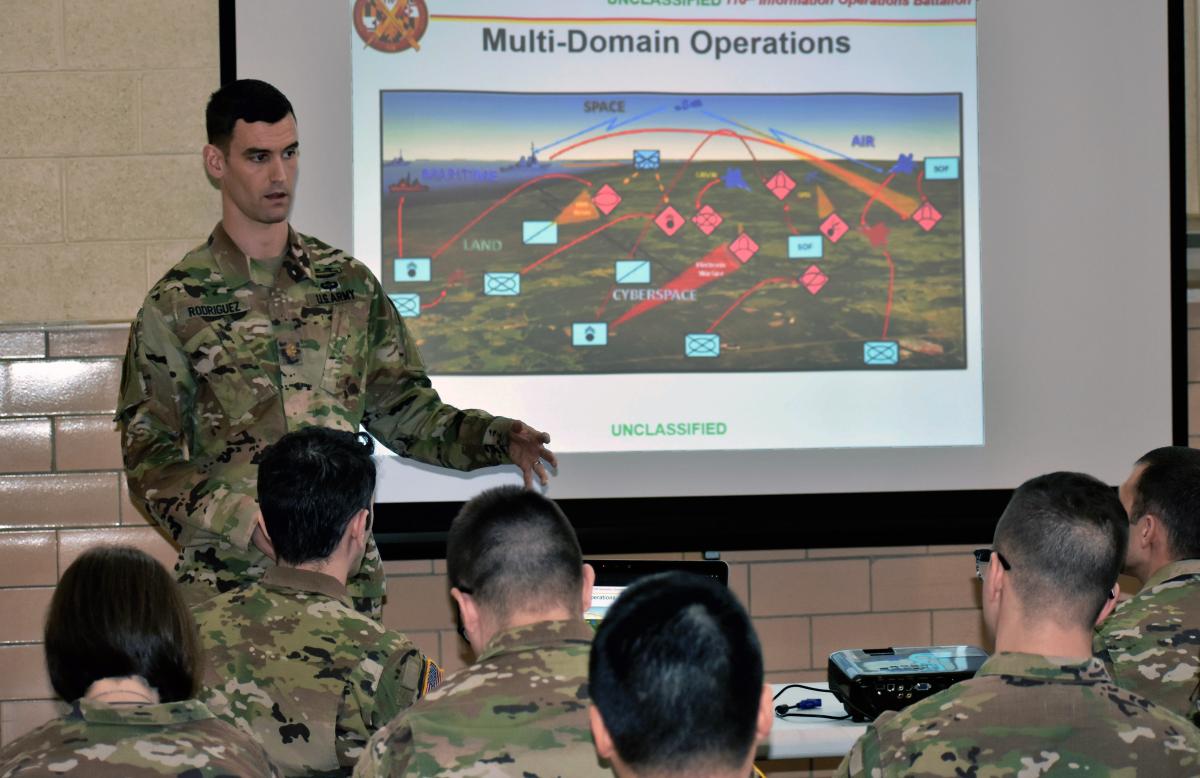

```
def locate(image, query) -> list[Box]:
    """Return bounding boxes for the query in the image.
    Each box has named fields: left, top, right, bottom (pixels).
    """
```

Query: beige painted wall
left=0, top=0, right=221, bottom=323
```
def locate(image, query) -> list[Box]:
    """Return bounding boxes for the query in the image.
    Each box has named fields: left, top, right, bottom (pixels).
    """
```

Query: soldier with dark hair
left=588, top=571, right=773, bottom=778
left=837, top=472, right=1200, bottom=777
left=1095, top=446, right=1200, bottom=719
left=0, top=546, right=279, bottom=777
left=193, top=427, right=438, bottom=777
left=116, top=78, right=556, bottom=619
left=354, top=486, right=610, bottom=777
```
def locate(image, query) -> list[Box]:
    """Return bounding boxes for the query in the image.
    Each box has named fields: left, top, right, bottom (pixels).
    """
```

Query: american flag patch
left=421, top=658, right=442, bottom=696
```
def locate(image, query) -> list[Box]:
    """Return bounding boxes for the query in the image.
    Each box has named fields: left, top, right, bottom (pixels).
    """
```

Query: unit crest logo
left=353, top=0, right=429, bottom=53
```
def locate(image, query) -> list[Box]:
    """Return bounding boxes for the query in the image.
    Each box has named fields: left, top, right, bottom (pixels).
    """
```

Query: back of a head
left=993, top=471, right=1128, bottom=629
left=46, top=546, right=199, bottom=703
left=589, top=571, right=763, bottom=776
left=446, top=486, right=583, bottom=621
left=256, top=427, right=376, bottom=566
left=206, top=78, right=295, bottom=150
left=1132, top=446, right=1200, bottom=560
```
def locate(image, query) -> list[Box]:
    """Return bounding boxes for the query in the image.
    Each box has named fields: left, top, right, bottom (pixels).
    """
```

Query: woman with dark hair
left=0, top=545, right=279, bottom=777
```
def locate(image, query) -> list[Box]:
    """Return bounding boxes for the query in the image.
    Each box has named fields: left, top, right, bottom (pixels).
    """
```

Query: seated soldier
left=194, top=427, right=439, bottom=776
left=0, top=546, right=278, bottom=777
left=588, top=571, right=774, bottom=778
left=1095, top=446, right=1200, bottom=720
left=354, top=486, right=610, bottom=777
left=836, top=472, right=1200, bottom=777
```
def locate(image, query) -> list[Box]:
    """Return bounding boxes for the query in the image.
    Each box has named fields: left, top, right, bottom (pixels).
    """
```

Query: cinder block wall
left=0, top=0, right=221, bottom=323
left=0, top=5, right=1188, bottom=778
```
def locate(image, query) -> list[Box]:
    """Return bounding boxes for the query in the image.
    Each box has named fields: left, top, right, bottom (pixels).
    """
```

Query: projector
left=828, top=645, right=988, bottom=722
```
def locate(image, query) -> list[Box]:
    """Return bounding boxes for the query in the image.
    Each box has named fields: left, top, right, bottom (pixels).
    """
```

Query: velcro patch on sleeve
left=420, top=657, right=442, bottom=697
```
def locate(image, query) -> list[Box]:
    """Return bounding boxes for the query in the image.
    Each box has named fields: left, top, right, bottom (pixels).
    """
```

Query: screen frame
left=217, top=1, right=1188, bottom=560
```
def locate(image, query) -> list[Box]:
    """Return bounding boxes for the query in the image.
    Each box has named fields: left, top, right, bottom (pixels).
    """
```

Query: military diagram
left=380, top=91, right=967, bottom=375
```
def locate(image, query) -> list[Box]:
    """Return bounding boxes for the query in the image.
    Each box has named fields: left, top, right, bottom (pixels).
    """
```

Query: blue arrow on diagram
left=534, top=105, right=669, bottom=155
left=698, top=110, right=884, bottom=175
left=768, top=128, right=885, bottom=174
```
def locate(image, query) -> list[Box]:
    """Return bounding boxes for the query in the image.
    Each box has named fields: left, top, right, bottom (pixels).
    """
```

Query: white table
left=760, top=682, right=868, bottom=760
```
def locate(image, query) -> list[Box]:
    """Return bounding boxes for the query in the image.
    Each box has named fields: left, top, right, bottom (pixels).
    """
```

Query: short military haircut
left=589, top=572, right=763, bottom=775
left=1131, top=446, right=1200, bottom=559
left=205, top=78, right=295, bottom=151
left=46, top=546, right=200, bottom=703
left=446, top=486, right=583, bottom=619
left=993, top=471, right=1128, bottom=629
left=256, top=427, right=376, bottom=566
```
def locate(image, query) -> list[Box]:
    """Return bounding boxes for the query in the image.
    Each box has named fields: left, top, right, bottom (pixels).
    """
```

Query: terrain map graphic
left=380, top=92, right=966, bottom=375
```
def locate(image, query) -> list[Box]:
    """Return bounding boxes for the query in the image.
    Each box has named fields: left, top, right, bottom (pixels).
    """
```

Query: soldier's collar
left=1142, top=559, right=1200, bottom=590
left=208, top=222, right=316, bottom=288
left=976, top=652, right=1110, bottom=684
left=284, top=227, right=317, bottom=282
left=478, top=618, right=594, bottom=662
left=76, top=698, right=217, bottom=727
left=261, top=565, right=351, bottom=604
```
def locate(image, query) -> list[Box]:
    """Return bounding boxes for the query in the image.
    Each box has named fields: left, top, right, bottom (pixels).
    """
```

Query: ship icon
left=500, top=142, right=549, bottom=172
left=389, top=172, right=428, bottom=193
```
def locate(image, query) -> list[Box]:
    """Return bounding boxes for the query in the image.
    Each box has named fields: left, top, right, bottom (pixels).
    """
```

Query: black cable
left=772, top=684, right=852, bottom=720
left=772, top=683, right=833, bottom=700
left=775, top=711, right=853, bottom=721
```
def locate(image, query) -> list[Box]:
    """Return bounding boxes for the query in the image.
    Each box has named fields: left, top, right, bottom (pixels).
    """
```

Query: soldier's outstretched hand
left=508, top=420, right=557, bottom=488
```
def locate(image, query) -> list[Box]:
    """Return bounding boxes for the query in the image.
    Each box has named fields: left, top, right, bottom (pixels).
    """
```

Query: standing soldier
left=116, top=79, right=555, bottom=617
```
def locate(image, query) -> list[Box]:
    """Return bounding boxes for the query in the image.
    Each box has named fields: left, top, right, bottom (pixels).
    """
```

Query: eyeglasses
left=973, top=548, right=1118, bottom=600
left=973, top=548, right=1011, bottom=580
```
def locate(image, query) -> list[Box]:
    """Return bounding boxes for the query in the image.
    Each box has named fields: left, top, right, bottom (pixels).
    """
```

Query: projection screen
left=228, top=0, right=1183, bottom=554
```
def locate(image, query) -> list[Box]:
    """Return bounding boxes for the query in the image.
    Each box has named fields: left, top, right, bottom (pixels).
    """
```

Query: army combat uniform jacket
left=194, top=567, right=440, bottom=777
left=354, top=620, right=612, bottom=778
left=0, top=698, right=279, bottom=777
left=835, top=653, right=1200, bottom=777
left=1094, top=558, right=1200, bottom=721
left=117, top=223, right=514, bottom=615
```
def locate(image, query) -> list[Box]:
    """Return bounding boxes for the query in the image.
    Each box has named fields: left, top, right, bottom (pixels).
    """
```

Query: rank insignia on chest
left=281, top=340, right=302, bottom=364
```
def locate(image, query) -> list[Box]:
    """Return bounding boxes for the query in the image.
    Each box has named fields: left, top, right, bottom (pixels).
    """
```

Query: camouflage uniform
left=834, top=652, right=1200, bottom=777
left=0, top=698, right=279, bottom=777
left=1094, top=558, right=1200, bottom=721
left=353, top=620, right=612, bottom=778
left=116, top=223, right=514, bottom=616
left=194, top=566, right=440, bottom=777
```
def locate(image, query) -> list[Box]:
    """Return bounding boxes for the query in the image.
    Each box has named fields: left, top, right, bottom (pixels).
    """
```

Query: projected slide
left=351, top=2, right=982, bottom=453
left=381, top=92, right=965, bottom=374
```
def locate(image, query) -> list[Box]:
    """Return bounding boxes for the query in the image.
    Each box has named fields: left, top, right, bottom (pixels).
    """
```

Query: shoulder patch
left=421, top=658, right=441, bottom=697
